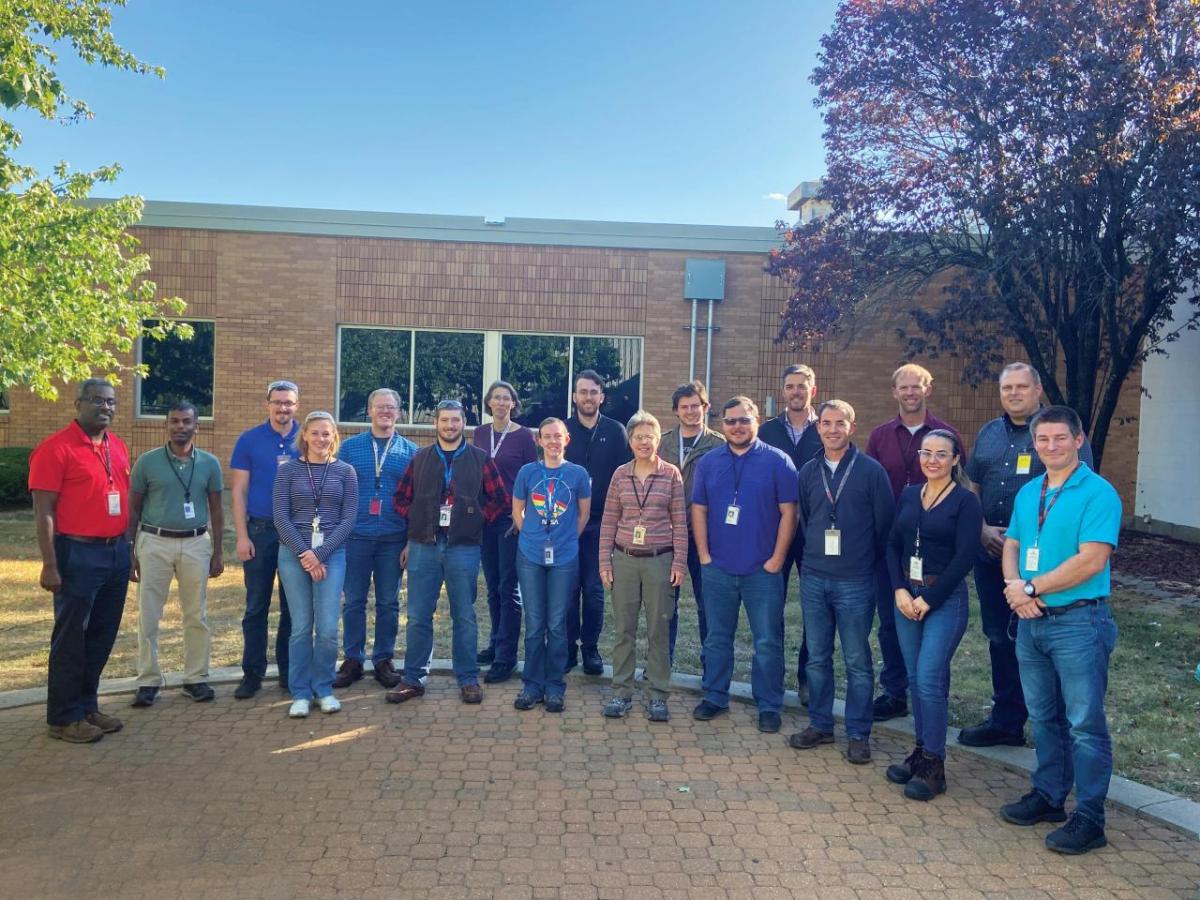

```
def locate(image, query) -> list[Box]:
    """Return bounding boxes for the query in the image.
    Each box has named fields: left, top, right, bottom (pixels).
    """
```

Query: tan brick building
left=0, top=200, right=1141, bottom=510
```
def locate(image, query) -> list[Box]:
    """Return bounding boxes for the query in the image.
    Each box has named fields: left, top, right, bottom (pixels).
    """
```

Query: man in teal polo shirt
left=128, top=401, right=225, bottom=707
left=998, top=405, right=1121, bottom=856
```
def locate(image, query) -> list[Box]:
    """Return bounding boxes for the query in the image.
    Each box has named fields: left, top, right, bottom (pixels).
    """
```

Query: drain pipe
left=704, top=299, right=715, bottom=392
left=688, top=299, right=698, bottom=381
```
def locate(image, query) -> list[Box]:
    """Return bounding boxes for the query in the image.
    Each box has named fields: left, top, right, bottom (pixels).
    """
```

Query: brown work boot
left=85, top=710, right=123, bottom=733
left=47, top=720, right=104, bottom=744
left=372, top=658, right=403, bottom=688
left=788, top=726, right=834, bottom=750
left=385, top=682, right=425, bottom=704
left=460, top=684, right=483, bottom=704
left=332, top=657, right=363, bottom=689
left=845, top=738, right=872, bottom=765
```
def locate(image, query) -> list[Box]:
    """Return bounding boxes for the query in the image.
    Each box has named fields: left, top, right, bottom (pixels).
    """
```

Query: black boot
left=886, top=745, right=923, bottom=785
left=904, top=751, right=946, bottom=801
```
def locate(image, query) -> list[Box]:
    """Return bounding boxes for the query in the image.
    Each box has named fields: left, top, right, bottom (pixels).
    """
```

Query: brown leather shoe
left=372, top=658, right=403, bottom=688
left=460, top=684, right=483, bottom=704
left=47, top=720, right=104, bottom=743
left=85, top=710, right=123, bottom=733
left=385, top=682, right=425, bottom=704
left=332, top=657, right=363, bottom=689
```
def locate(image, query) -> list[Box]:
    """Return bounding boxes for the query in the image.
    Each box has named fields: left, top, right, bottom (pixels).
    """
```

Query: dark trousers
left=668, top=532, right=707, bottom=662
left=783, top=539, right=810, bottom=686
left=974, top=554, right=1028, bottom=733
left=481, top=515, right=522, bottom=668
left=567, top=521, right=605, bottom=654
left=240, top=517, right=292, bottom=681
left=874, top=557, right=909, bottom=699
left=47, top=536, right=131, bottom=726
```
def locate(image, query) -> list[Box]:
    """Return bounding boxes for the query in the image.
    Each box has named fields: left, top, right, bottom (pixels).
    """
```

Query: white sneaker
left=318, top=695, right=341, bottom=714
left=288, top=699, right=310, bottom=718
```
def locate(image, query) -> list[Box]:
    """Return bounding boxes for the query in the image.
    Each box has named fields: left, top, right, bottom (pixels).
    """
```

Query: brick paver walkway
left=2, top=677, right=1198, bottom=899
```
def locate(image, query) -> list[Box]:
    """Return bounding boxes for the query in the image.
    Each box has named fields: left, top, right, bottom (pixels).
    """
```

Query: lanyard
left=489, top=422, right=512, bottom=459
left=371, top=433, right=395, bottom=491
left=94, top=433, right=114, bottom=487
left=304, top=460, right=332, bottom=509
left=629, top=470, right=658, bottom=519
left=164, top=444, right=197, bottom=501
left=435, top=441, right=466, bottom=494
left=818, top=450, right=859, bottom=525
left=578, top=421, right=599, bottom=467
left=1034, top=466, right=1077, bottom=546
left=914, top=480, right=952, bottom=556
left=727, top=446, right=749, bottom=503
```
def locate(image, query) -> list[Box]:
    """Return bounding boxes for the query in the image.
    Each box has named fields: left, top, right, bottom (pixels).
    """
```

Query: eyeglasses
left=917, top=450, right=953, bottom=461
left=268, top=400, right=297, bottom=409
left=435, top=399, right=464, bottom=411
left=723, top=416, right=753, bottom=426
left=372, top=404, right=400, bottom=412
left=84, top=396, right=118, bottom=408
left=267, top=380, right=299, bottom=396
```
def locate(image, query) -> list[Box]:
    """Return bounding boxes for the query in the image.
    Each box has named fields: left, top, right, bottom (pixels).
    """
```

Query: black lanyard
left=304, top=460, right=332, bottom=509
left=629, top=471, right=657, bottom=519
left=164, top=444, right=197, bottom=501
left=727, top=447, right=748, bottom=503
left=914, top=480, right=952, bottom=557
left=94, top=433, right=114, bottom=487
left=1035, top=466, right=1077, bottom=545
left=818, top=451, right=859, bottom=526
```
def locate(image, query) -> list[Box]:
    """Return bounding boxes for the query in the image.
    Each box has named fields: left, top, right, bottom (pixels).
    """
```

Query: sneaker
left=85, top=710, right=123, bottom=734
left=131, top=686, right=159, bottom=708
left=182, top=682, right=215, bottom=702
left=603, top=696, right=633, bottom=718
left=332, top=658, right=363, bottom=689
left=958, top=718, right=1026, bottom=747
left=477, top=647, right=495, bottom=666
left=647, top=699, right=671, bottom=722
left=904, top=751, right=946, bottom=801
left=788, top=726, right=834, bottom=750
left=886, top=746, right=923, bottom=785
left=288, top=699, right=310, bottom=718
left=318, top=695, right=341, bottom=714
left=47, top=720, right=104, bottom=743
left=233, top=675, right=262, bottom=700
left=514, top=691, right=544, bottom=711
left=692, top=700, right=727, bottom=721
left=758, top=711, right=782, bottom=733
left=372, top=658, right=403, bottom=688
left=845, top=738, right=872, bottom=765
left=545, top=695, right=565, bottom=713
left=872, top=693, right=908, bottom=722
left=582, top=647, right=604, bottom=676
left=1045, top=813, right=1108, bottom=855
left=483, top=664, right=515, bottom=684
left=999, top=790, right=1067, bottom=826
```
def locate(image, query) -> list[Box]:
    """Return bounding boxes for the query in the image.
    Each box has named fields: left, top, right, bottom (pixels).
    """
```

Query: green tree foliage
left=337, top=328, right=411, bottom=422
left=0, top=0, right=186, bottom=401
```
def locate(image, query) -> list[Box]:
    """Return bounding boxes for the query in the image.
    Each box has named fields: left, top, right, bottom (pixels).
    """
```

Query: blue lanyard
left=435, top=442, right=466, bottom=493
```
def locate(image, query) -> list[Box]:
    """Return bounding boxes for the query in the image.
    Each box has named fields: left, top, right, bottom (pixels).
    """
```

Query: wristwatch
left=1023, top=580, right=1039, bottom=598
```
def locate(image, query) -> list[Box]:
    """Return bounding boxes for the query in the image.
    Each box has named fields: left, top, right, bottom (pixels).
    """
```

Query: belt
left=615, top=543, right=673, bottom=559
left=1043, top=597, right=1102, bottom=616
left=908, top=573, right=940, bottom=591
left=247, top=516, right=275, bottom=526
left=59, top=534, right=123, bottom=545
left=141, top=524, right=207, bottom=539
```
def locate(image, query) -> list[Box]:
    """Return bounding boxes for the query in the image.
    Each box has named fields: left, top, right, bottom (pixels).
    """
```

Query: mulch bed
left=1113, top=530, right=1200, bottom=596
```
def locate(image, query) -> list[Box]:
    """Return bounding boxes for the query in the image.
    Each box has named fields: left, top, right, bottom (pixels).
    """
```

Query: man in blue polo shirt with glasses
left=230, top=379, right=300, bottom=699
left=998, top=405, right=1121, bottom=856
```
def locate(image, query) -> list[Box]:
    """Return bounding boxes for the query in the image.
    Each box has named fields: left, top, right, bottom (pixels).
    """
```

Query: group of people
left=29, top=359, right=1122, bottom=856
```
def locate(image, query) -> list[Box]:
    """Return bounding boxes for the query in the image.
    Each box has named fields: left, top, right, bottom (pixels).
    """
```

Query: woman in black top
left=885, top=429, right=982, bottom=801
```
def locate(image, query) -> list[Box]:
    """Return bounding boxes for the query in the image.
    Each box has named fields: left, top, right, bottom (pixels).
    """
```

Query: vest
left=408, top=442, right=487, bottom=545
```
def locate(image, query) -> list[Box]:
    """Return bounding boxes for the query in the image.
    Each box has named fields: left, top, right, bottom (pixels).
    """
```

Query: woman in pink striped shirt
left=599, top=411, right=688, bottom=722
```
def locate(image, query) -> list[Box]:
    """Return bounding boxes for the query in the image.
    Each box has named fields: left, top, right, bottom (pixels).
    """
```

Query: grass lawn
left=2, top=510, right=1197, bottom=800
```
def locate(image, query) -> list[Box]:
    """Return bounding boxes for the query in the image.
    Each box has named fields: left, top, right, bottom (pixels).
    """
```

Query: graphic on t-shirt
left=530, top=473, right=572, bottom=524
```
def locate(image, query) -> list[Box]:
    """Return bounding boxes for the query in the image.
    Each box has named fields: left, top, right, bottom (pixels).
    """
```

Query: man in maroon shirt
left=28, top=379, right=133, bottom=743
left=864, top=364, right=963, bottom=722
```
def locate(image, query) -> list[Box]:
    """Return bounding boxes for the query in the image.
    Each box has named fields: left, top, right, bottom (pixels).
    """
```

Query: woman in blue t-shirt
left=511, top=418, right=591, bottom=712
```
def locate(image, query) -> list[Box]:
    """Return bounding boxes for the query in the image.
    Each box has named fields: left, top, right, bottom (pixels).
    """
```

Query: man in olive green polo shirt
left=127, top=400, right=225, bottom=707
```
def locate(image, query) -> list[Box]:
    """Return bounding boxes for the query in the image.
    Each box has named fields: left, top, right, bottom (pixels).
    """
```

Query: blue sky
left=12, top=1, right=838, bottom=226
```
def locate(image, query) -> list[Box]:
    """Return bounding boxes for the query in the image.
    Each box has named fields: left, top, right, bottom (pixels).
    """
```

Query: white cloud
left=763, top=192, right=787, bottom=202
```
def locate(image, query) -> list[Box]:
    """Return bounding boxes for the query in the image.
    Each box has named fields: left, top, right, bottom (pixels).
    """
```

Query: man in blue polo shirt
left=998, top=405, right=1120, bottom=856
left=230, top=379, right=300, bottom=699
left=691, top=395, right=798, bottom=733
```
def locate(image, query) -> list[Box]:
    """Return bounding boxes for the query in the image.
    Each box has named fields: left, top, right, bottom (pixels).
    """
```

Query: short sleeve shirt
left=130, top=446, right=223, bottom=530
left=28, top=421, right=131, bottom=537
left=230, top=420, right=300, bottom=520
left=513, top=461, right=592, bottom=565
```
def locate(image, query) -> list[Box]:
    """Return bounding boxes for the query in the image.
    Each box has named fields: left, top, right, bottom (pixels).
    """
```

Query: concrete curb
left=4, top=660, right=1196, bottom=841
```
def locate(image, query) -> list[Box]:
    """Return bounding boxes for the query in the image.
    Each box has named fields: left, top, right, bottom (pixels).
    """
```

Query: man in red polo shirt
left=29, top=378, right=133, bottom=743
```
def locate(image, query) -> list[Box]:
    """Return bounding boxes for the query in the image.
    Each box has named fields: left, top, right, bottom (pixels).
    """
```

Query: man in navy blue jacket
left=789, top=400, right=894, bottom=765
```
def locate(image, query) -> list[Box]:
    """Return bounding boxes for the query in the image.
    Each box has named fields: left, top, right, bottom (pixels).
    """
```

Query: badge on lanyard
left=824, top=528, right=841, bottom=556
left=107, top=491, right=122, bottom=517
left=1016, top=452, right=1032, bottom=475
left=311, top=514, right=324, bottom=549
left=369, top=498, right=382, bottom=516
left=1025, top=547, right=1040, bottom=571
left=908, top=555, right=924, bottom=583
left=544, top=545, right=555, bottom=566
left=439, top=504, right=453, bottom=527
left=182, top=500, right=196, bottom=520
left=725, top=505, right=740, bottom=526
left=277, top=454, right=291, bottom=467
left=632, top=524, right=647, bottom=546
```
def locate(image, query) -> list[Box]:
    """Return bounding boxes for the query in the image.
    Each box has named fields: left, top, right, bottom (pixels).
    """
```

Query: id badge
left=824, top=528, right=841, bottom=556
left=632, top=525, right=646, bottom=546
left=311, top=529, right=324, bottom=550
left=369, top=497, right=382, bottom=516
left=908, top=555, right=924, bottom=583
left=1025, top=547, right=1040, bottom=571
left=1016, top=452, right=1032, bottom=475
left=544, top=545, right=555, bottom=566
left=107, top=491, right=121, bottom=517
left=276, top=454, right=291, bottom=467
left=439, top=504, right=453, bottom=527
left=182, top=501, right=196, bottom=520
left=725, top=505, right=740, bottom=525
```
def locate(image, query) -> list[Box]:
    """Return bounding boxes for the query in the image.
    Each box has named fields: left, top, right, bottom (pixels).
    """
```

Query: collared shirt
left=392, top=453, right=510, bottom=524
left=230, top=419, right=300, bottom=520
left=758, top=412, right=823, bottom=473
left=659, top=424, right=725, bottom=521
left=565, top=414, right=632, bottom=524
left=692, top=439, right=799, bottom=575
left=598, top=458, right=688, bottom=575
left=865, top=411, right=962, bottom=499
left=966, top=413, right=1094, bottom=526
left=28, top=421, right=131, bottom=538
left=130, top=445, right=224, bottom=530
left=339, top=429, right=417, bottom=539
left=1006, top=463, right=1121, bottom=606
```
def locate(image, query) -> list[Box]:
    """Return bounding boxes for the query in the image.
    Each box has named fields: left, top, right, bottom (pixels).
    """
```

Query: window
left=573, top=336, right=642, bottom=426
left=412, top=331, right=484, bottom=426
left=501, top=334, right=570, bottom=426
left=138, top=320, right=215, bottom=417
left=337, top=327, right=411, bottom=424
left=0, top=389, right=8, bottom=413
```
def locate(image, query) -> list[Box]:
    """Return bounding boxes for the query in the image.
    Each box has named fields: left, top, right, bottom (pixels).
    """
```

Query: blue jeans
left=481, top=516, right=522, bottom=668
left=47, top=536, right=131, bottom=725
left=341, top=535, right=406, bottom=664
left=402, top=538, right=480, bottom=688
left=782, top=538, right=810, bottom=685
left=1017, top=602, right=1118, bottom=828
left=699, top=564, right=785, bottom=713
left=567, top=521, right=605, bottom=655
left=974, top=554, right=1027, bottom=732
left=895, top=582, right=970, bottom=757
left=668, top=532, right=707, bottom=664
left=874, top=558, right=908, bottom=699
left=240, top=518, right=292, bottom=681
left=277, top=545, right=346, bottom=701
left=517, top=552, right=577, bottom=699
left=801, top=572, right=876, bottom=740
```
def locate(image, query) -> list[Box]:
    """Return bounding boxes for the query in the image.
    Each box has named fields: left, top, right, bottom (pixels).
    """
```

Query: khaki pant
left=135, top=531, right=212, bottom=686
left=610, top=550, right=674, bottom=699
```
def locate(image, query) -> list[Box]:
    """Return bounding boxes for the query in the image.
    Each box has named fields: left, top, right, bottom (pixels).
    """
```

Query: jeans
left=481, top=516, right=522, bottom=668
left=895, top=582, right=970, bottom=757
left=277, top=545, right=346, bottom=700
left=1017, top=602, right=1118, bottom=828
left=47, top=536, right=131, bottom=726
left=611, top=550, right=673, bottom=699
left=517, top=552, right=577, bottom=699
left=782, top=538, right=810, bottom=686
left=568, top=522, right=606, bottom=655
left=801, top=572, right=876, bottom=740
left=341, top=534, right=406, bottom=664
left=699, top=564, right=786, bottom=713
left=668, top=532, right=707, bottom=664
left=874, top=557, right=908, bottom=699
left=974, top=554, right=1028, bottom=732
left=402, top=538, right=480, bottom=687
left=240, top=518, right=292, bottom=681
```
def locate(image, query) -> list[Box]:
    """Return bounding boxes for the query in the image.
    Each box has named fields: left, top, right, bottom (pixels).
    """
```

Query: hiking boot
left=1045, top=813, right=1108, bottom=855
left=758, top=711, right=782, bottom=733
left=483, top=664, right=515, bottom=684
left=476, top=647, right=495, bottom=666
left=603, top=696, right=633, bottom=718
left=999, top=790, right=1067, bottom=826
left=460, top=684, right=483, bottom=704
left=845, top=738, right=872, bottom=765
left=958, top=718, right=1025, bottom=747
left=332, top=658, right=363, bottom=689
left=647, top=699, right=671, bottom=722
left=372, top=658, right=403, bottom=688
left=233, top=675, right=262, bottom=700
left=514, top=691, right=544, bottom=711
left=545, top=695, right=565, bottom=713
left=788, top=726, right=834, bottom=750
left=131, top=686, right=159, bottom=708
left=886, top=746, right=923, bottom=785
left=47, top=720, right=104, bottom=744
left=581, top=646, right=604, bottom=676
left=872, top=693, right=908, bottom=722
left=692, top=700, right=727, bottom=721
left=904, top=751, right=946, bottom=801
left=85, top=710, right=123, bottom=733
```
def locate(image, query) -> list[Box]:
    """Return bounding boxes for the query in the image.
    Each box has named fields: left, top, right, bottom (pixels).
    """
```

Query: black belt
left=141, top=524, right=208, bottom=539
left=248, top=516, right=275, bottom=526
left=908, top=573, right=940, bottom=591
left=615, top=544, right=673, bottom=559
left=1043, top=597, right=1103, bottom=616
left=60, top=534, right=123, bottom=545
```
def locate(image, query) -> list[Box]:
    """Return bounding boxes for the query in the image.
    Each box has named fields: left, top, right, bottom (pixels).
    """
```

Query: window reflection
left=338, top=328, right=411, bottom=424
left=412, top=331, right=484, bottom=425
left=502, top=334, right=570, bottom=427
left=140, top=320, right=215, bottom=417
left=573, top=336, right=641, bottom=425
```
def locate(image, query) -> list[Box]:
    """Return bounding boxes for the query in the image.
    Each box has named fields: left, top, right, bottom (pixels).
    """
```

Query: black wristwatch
left=1023, top=580, right=1039, bottom=598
